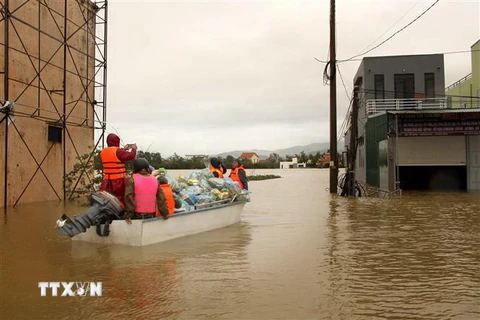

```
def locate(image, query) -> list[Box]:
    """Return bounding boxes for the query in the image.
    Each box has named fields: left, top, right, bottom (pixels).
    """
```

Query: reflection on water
left=1, top=169, right=479, bottom=319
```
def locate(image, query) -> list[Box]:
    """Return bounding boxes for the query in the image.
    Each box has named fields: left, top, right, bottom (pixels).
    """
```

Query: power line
left=316, top=49, right=479, bottom=64
left=337, top=63, right=351, bottom=101
left=353, top=0, right=422, bottom=58
left=338, top=0, right=441, bottom=62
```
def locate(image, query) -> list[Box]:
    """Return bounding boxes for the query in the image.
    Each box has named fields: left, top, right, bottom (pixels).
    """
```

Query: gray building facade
left=350, top=54, right=446, bottom=184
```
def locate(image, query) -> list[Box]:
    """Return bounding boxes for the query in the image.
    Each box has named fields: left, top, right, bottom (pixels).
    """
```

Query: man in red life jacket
left=99, top=133, right=137, bottom=207
left=124, top=158, right=169, bottom=224
left=210, top=157, right=227, bottom=178
left=229, top=159, right=248, bottom=190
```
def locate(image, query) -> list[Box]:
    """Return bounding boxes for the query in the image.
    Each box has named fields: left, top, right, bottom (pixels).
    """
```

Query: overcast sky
left=104, top=0, right=479, bottom=157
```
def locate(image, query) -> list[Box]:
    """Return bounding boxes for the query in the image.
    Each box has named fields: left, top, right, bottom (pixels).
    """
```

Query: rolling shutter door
left=397, top=136, right=466, bottom=166
left=467, top=135, right=480, bottom=190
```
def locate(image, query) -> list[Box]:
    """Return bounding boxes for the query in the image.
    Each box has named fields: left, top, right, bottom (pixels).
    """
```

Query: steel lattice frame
left=0, top=0, right=108, bottom=208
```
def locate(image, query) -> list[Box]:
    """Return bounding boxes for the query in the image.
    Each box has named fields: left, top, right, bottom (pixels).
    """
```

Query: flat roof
left=363, top=53, right=443, bottom=60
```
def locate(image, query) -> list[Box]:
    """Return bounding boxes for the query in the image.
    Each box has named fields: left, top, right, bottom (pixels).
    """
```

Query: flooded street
left=1, top=169, right=479, bottom=319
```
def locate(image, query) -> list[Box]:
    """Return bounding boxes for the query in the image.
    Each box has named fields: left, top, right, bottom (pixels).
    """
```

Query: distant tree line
left=91, top=149, right=340, bottom=170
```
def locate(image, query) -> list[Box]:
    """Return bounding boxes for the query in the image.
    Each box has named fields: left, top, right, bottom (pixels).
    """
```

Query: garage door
left=397, top=136, right=466, bottom=166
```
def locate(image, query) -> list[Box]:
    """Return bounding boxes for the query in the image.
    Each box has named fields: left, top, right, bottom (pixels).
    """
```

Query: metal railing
left=445, top=73, right=472, bottom=91
left=366, top=97, right=449, bottom=115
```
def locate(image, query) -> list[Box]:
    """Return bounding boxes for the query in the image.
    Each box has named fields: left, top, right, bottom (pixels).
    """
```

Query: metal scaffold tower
left=0, top=0, right=108, bottom=208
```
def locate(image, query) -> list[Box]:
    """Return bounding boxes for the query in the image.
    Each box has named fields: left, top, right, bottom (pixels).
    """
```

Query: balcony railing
left=366, top=97, right=449, bottom=116
left=445, top=73, right=472, bottom=91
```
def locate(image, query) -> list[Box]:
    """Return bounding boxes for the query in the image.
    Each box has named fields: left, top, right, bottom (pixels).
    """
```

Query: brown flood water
left=0, top=169, right=479, bottom=319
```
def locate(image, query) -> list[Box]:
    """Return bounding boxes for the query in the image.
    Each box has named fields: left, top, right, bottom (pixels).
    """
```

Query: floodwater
left=1, top=169, right=479, bottom=320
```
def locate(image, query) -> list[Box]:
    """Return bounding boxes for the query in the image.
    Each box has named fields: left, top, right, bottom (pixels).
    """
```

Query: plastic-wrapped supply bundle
left=236, top=189, right=251, bottom=202
left=208, top=178, right=225, bottom=189
left=178, top=190, right=197, bottom=205
left=223, top=177, right=235, bottom=188
left=186, top=185, right=203, bottom=195
left=227, top=182, right=242, bottom=197
left=187, top=171, right=202, bottom=182
left=163, top=173, right=181, bottom=193
left=180, top=200, right=194, bottom=212
left=187, top=178, right=200, bottom=186
left=196, top=193, right=215, bottom=204
left=200, top=179, right=212, bottom=191
left=165, top=168, right=250, bottom=212
left=199, top=168, right=214, bottom=180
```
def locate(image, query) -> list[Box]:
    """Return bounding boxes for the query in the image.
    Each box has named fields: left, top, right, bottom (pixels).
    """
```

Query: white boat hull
left=72, top=201, right=246, bottom=246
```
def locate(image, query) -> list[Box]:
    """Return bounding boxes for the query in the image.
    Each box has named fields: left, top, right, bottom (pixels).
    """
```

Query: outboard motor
left=55, top=191, right=124, bottom=238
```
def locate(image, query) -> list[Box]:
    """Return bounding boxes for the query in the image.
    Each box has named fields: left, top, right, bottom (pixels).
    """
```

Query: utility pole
left=329, top=0, right=338, bottom=193
left=348, top=86, right=359, bottom=196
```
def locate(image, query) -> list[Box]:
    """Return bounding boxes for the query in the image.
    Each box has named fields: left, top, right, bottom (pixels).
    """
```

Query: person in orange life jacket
left=99, top=133, right=137, bottom=207
left=157, top=175, right=182, bottom=215
left=230, top=159, right=248, bottom=190
left=210, top=157, right=227, bottom=178
left=124, top=158, right=169, bottom=224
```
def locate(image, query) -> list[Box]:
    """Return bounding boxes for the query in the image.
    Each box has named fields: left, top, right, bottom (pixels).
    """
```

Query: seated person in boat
left=157, top=175, right=182, bottom=215
left=229, top=159, right=248, bottom=190
left=210, top=157, right=227, bottom=178
left=124, top=158, right=169, bottom=223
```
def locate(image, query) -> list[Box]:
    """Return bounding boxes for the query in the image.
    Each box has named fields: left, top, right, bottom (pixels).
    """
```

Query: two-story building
left=345, top=53, right=480, bottom=191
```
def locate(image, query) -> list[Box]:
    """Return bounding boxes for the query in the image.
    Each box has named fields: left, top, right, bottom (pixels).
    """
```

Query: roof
left=240, top=152, right=259, bottom=159
left=362, top=53, right=443, bottom=60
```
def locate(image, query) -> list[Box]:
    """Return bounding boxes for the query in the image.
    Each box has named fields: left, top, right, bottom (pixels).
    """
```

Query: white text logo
left=38, top=282, right=102, bottom=297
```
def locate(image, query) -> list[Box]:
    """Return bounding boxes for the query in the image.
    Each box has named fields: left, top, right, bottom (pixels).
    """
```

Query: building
left=346, top=53, right=480, bottom=191
left=445, top=40, right=480, bottom=109
left=280, top=157, right=306, bottom=169
left=316, top=152, right=330, bottom=168
left=240, top=152, right=260, bottom=164
left=0, top=1, right=107, bottom=207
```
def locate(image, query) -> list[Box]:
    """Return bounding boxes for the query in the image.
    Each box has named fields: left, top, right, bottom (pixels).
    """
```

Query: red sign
left=393, top=112, right=480, bottom=136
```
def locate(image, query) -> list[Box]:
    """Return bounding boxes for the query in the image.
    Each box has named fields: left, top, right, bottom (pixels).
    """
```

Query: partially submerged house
left=345, top=53, right=480, bottom=191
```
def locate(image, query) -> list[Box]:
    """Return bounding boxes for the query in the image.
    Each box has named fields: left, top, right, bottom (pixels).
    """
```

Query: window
left=48, top=126, right=62, bottom=143
left=374, top=75, right=385, bottom=99
left=424, top=73, right=435, bottom=98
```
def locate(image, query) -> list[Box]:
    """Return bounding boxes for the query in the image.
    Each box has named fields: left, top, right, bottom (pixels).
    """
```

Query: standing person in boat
left=229, top=159, right=248, bottom=190
left=99, top=133, right=137, bottom=207
left=124, top=158, right=169, bottom=224
left=210, top=157, right=227, bottom=178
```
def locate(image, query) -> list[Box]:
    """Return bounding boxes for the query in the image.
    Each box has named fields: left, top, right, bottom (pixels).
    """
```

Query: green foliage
left=247, top=174, right=281, bottom=181
left=64, top=149, right=103, bottom=200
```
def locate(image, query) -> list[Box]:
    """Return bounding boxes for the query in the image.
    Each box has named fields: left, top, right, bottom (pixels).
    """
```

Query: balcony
left=366, top=97, right=449, bottom=116
left=445, top=73, right=472, bottom=91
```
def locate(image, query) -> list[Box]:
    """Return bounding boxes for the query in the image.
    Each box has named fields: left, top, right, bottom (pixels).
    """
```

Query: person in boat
left=229, top=158, right=248, bottom=190
left=99, top=133, right=137, bottom=207
left=157, top=175, right=182, bottom=215
left=210, top=157, right=227, bottom=178
left=124, top=158, right=169, bottom=224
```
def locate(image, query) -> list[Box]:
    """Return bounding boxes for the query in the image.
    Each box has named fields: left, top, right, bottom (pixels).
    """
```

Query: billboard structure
left=0, top=0, right=108, bottom=208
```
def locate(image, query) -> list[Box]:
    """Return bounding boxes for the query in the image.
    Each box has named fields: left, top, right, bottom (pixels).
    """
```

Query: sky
left=103, top=0, right=479, bottom=157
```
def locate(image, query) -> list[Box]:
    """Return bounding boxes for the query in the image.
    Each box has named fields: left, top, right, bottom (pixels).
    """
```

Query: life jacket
left=133, top=173, right=158, bottom=214
left=210, top=165, right=224, bottom=178
left=160, top=183, right=175, bottom=215
left=230, top=165, right=245, bottom=189
left=100, top=147, right=126, bottom=180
